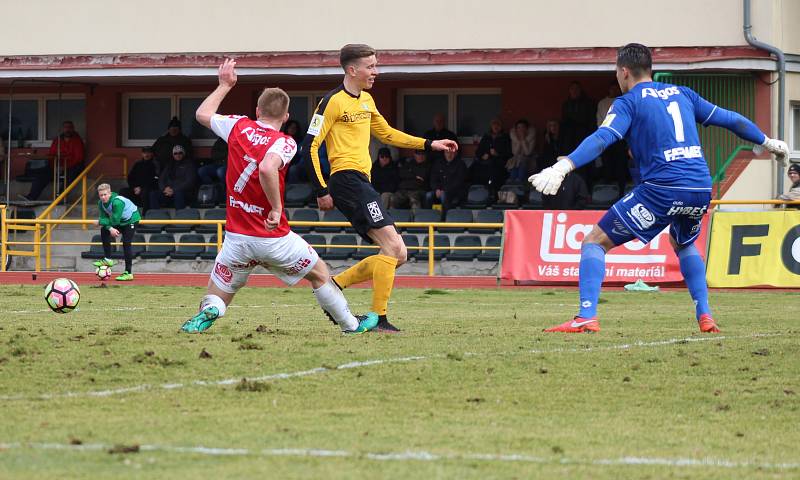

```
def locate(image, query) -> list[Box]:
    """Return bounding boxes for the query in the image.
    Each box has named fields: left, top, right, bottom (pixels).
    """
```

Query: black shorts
left=328, top=170, right=395, bottom=243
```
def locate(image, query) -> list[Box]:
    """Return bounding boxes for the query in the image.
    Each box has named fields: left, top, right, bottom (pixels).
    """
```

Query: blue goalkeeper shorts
left=597, top=183, right=711, bottom=247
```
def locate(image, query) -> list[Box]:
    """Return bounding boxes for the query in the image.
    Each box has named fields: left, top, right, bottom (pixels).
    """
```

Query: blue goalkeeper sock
left=578, top=243, right=606, bottom=319
left=677, top=244, right=712, bottom=319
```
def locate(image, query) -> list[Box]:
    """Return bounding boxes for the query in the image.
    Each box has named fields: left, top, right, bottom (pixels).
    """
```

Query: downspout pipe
left=743, top=0, right=786, bottom=194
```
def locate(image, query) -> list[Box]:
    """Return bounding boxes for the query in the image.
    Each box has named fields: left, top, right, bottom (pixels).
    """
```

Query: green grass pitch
left=0, top=283, right=798, bottom=479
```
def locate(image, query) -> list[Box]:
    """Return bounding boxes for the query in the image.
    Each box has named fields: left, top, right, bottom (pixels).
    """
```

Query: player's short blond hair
left=257, top=88, right=290, bottom=120
left=97, top=183, right=111, bottom=192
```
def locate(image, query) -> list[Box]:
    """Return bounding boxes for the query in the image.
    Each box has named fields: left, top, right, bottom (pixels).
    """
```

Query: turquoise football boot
left=181, top=306, right=220, bottom=333
left=344, top=312, right=379, bottom=334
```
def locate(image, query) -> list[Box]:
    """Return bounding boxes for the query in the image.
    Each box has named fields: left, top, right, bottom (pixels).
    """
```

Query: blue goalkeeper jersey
left=600, top=81, right=716, bottom=191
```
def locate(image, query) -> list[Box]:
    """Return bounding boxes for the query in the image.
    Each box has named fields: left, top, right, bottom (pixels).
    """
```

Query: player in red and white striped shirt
left=181, top=59, right=377, bottom=334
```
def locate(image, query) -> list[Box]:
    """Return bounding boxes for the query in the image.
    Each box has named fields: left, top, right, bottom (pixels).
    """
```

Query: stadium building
left=0, top=0, right=798, bottom=274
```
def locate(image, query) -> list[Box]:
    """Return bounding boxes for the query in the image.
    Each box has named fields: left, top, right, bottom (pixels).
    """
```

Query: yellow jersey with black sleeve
left=302, top=85, right=430, bottom=196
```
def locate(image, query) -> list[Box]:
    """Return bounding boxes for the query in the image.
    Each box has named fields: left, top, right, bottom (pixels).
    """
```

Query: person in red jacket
left=24, top=120, right=85, bottom=201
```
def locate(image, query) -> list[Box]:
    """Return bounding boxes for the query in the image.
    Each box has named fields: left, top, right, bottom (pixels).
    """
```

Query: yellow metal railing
left=0, top=218, right=501, bottom=276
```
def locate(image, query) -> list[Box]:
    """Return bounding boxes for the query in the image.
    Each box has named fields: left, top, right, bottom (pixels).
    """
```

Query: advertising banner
left=501, top=210, right=709, bottom=284
left=706, top=211, right=800, bottom=287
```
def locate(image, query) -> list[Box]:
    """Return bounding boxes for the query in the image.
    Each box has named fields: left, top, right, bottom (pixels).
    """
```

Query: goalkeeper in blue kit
left=529, top=43, right=789, bottom=333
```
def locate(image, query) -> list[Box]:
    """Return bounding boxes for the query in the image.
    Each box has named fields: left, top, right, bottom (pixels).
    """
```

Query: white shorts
left=210, top=231, right=319, bottom=293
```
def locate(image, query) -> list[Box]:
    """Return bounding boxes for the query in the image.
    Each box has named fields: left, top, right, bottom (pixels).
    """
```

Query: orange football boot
left=543, top=317, right=600, bottom=333
left=698, top=314, right=720, bottom=333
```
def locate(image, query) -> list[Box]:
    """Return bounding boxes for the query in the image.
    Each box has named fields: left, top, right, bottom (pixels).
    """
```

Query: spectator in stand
left=777, top=163, right=800, bottom=206
left=596, top=82, right=630, bottom=188
left=539, top=119, right=565, bottom=172
left=371, top=147, right=398, bottom=209
left=472, top=118, right=512, bottom=191
left=542, top=173, right=590, bottom=210
left=424, top=113, right=458, bottom=163
left=507, top=119, right=536, bottom=181
left=390, top=149, right=430, bottom=209
left=561, top=82, right=596, bottom=184
left=121, top=146, right=161, bottom=211
left=427, top=147, right=468, bottom=211
left=152, top=116, right=193, bottom=166
left=198, top=137, right=228, bottom=185
left=25, top=120, right=85, bottom=201
left=157, top=145, right=198, bottom=210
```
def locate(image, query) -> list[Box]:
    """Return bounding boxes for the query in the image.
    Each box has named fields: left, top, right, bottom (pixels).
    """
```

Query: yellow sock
left=371, top=255, right=398, bottom=316
left=334, top=256, right=378, bottom=289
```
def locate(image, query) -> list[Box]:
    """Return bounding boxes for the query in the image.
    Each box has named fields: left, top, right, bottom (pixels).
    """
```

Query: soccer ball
left=44, top=278, right=81, bottom=314
left=96, top=264, right=112, bottom=280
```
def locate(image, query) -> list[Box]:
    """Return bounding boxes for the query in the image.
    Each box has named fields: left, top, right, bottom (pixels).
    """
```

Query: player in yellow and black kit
left=302, top=44, right=458, bottom=333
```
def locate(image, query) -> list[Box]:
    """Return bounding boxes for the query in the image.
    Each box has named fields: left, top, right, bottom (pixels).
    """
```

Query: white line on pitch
left=0, top=442, right=797, bottom=471
left=0, top=333, right=780, bottom=402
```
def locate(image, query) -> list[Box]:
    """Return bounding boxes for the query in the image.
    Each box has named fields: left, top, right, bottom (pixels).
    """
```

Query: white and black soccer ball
left=44, top=278, right=81, bottom=314
left=95, top=264, right=112, bottom=280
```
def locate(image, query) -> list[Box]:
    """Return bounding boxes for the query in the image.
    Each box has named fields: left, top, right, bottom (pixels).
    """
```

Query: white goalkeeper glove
left=528, top=157, right=575, bottom=195
left=762, top=137, right=789, bottom=167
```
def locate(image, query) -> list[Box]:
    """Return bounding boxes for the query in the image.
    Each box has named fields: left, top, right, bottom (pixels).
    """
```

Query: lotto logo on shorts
left=366, top=201, right=384, bottom=222
left=626, top=203, right=655, bottom=229
left=285, top=258, right=311, bottom=275
left=214, top=262, right=233, bottom=284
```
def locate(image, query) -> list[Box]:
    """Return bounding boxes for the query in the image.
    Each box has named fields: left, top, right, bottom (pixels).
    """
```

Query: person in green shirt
left=93, top=183, right=141, bottom=281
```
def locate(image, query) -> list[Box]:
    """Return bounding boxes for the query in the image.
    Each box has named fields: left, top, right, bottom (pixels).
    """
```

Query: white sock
left=313, top=281, right=358, bottom=331
left=200, top=294, right=227, bottom=317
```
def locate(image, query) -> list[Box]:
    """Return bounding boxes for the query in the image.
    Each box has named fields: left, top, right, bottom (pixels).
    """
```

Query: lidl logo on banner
left=706, top=211, right=800, bottom=287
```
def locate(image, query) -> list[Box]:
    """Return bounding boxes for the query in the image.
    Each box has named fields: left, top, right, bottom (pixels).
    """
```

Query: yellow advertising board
left=706, top=211, right=800, bottom=287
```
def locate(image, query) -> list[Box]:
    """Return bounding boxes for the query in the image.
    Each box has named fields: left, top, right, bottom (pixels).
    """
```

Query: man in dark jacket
left=391, top=150, right=430, bottom=209
left=152, top=116, right=193, bottom=166
left=158, top=145, right=197, bottom=209
left=371, top=147, right=398, bottom=208
left=122, top=146, right=161, bottom=211
left=427, top=148, right=467, bottom=211
left=424, top=113, right=458, bottom=164
left=542, top=173, right=590, bottom=210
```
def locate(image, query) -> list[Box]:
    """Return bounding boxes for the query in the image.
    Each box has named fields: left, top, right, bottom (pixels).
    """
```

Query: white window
left=397, top=89, right=502, bottom=142
left=791, top=102, right=800, bottom=160
left=0, top=95, right=86, bottom=147
left=121, top=93, right=215, bottom=147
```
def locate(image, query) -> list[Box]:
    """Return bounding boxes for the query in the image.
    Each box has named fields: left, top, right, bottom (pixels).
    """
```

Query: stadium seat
left=15, top=208, right=36, bottom=220
left=196, top=208, right=226, bottom=234
left=110, top=233, right=146, bottom=260
left=138, top=209, right=171, bottom=234
left=81, top=234, right=115, bottom=259
left=420, top=234, right=450, bottom=260
left=325, top=234, right=357, bottom=260
left=302, top=234, right=327, bottom=256
left=289, top=208, right=319, bottom=234
left=441, top=209, right=474, bottom=233
left=408, top=209, right=441, bottom=233
left=471, top=209, right=504, bottom=233
left=588, top=184, right=620, bottom=209
left=171, top=233, right=206, bottom=260
left=402, top=234, right=421, bottom=260
left=353, top=237, right=379, bottom=260
left=492, top=184, right=525, bottom=210
left=477, top=235, right=502, bottom=262
left=522, top=189, right=544, bottom=209
left=388, top=208, right=413, bottom=232
left=140, top=233, right=176, bottom=259
left=165, top=208, right=200, bottom=233
left=317, top=210, right=348, bottom=233
left=285, top=183, right=312, bottom=207
left=196, top=183, right=223, bottom=208
left=200, top=234, right=221, bottom=260
left=448, top=235, right=482, bottom=261
left=463, top=184, right=491, bottom=209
